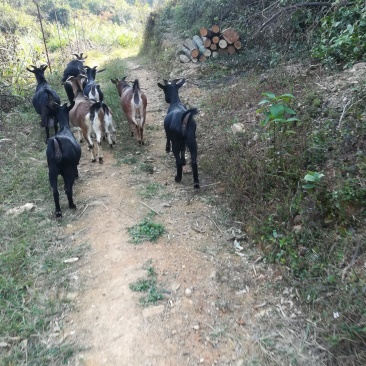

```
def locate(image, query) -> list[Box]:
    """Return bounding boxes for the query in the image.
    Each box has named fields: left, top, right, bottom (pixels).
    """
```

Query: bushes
left=312, top=0, right=366, bottom=68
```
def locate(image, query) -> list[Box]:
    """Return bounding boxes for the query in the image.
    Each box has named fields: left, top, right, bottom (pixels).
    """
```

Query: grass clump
left=129, top=260, right=164, bottom=307
left=127, top=213, right=165, bottom=244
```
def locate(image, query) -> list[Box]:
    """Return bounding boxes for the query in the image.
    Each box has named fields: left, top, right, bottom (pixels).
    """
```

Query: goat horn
left=163, top=79, right=169, bottom=85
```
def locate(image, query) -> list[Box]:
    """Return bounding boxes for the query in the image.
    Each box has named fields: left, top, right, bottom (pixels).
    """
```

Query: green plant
left=302, top=171, right=325, bottom=190
left=256, top=92, right=299, bottom=169
left=311, top=0, right=366, bottom=69
left=127, top=213, right=165, bottom=244
left=129, top=260, right=164, bottom=306
left=138, top=183, right=164, bottom=198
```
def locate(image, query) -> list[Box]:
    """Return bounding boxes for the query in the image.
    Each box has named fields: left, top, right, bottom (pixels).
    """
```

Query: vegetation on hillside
left=142, top=0, right=366, bottom=364
left=1, top=0, right=365, bottom=364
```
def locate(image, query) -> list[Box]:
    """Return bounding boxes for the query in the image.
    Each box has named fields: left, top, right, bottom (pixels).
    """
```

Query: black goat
left=83, top=65, right=105, bottom=101
left=46, top=98, right=81, bottom=218
left=61, top=53, right=87, bottom=103
left=27, top=64, right=61, bottom=143
left=157, top=78, right=199, bottom=189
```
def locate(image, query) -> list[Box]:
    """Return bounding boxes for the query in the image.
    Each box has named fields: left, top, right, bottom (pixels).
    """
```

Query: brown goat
left=111, top=77, right=147, bottom=144
left=66, top=75, right=107, bottom=163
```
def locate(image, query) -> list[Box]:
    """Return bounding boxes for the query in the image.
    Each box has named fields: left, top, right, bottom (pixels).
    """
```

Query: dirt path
left=63, top=57, right=307, bottom=366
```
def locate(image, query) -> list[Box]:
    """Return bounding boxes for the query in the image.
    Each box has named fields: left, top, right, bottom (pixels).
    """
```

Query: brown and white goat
left=66, top=75, right=114, bottom=163
left=111, top=77, right=147, bottom=144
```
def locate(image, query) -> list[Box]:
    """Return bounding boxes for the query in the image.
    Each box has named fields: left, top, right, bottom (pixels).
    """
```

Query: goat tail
left=181, top=108, right=198, bottom=135
left=101, top=102, right=110, bottom=117
left=133, top=79, right=141, bottom=105
left=53, top=138, right=62, bottom=163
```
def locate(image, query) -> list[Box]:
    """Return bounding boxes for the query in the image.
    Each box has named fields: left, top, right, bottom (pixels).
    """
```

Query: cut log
left=198, top=54, right=206, bottom=62
left=221, top=28, right=240, bottom=44
left=183, top=38, right=199, bottom=58
left=217, top=48, right=229, bottom=56
left=179, top=54, right=191, bottom=63
left=218, top=39, right=228, bottom=49
left=210, top=43, right=217, bottom=51
left=212, top=35, right=220, bottom=44
left=212, top=24, right=220, bottom=34
left=193, top=35, right=207, bottom=55
left=181, top=46, right=198, bottom=62
left=200, top=27, right=213, bottom=38
left=234, top=40, right=242, bottom=50
left=202, top=36, right=211, bottom=48
left=227, top=45, right=236, bottom=55
left=211, top=51, right=219, bottom=58
left=203, top=48, right=212, bottom=57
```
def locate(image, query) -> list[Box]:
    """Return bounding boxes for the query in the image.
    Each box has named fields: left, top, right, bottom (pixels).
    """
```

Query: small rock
left=185, top=288, right=192, bottom=297
left=0, top=342, right=9, bottom=348
left=193, top=324, right=200, bottom=330
left=199, top=358, right=204, bottom=363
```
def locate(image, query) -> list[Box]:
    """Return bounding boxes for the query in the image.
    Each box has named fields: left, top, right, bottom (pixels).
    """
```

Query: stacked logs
left=179, top=25, right=241, bottom=63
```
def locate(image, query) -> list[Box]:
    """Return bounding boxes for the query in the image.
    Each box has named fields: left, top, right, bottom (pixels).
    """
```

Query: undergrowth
left=129, top=260, right=165, bottom=307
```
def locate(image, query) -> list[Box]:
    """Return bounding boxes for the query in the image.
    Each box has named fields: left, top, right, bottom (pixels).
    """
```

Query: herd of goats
left=26, top=53, right=200, bottom=218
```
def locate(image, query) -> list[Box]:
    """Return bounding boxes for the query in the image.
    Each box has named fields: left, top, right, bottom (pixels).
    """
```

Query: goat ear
left=157, top=83, right=165, bottom=90
left=42, top=64, right=48, bottom=71
left=97, top=68, right=106, bottom=73
left=26, top=67, right=35, bottom=73
left=110, top=78, right=117, bottom=84
left=163, top=79, right=169, bottom=85
left=176, top=78, right=185, bottom=87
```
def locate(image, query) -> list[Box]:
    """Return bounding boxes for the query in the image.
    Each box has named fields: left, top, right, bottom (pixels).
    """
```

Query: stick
left=337, top=99, right=352, bottom=130
left=140, top=201, right=160, bottom=215
left=203, top=214, right=223, bottom=234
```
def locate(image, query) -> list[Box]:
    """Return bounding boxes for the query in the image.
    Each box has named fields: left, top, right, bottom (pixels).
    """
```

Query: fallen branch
left=140, top=201, right=161, bottom=215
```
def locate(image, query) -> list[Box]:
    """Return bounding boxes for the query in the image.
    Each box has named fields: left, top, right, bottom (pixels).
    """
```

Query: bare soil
left=64, top=57, right=320, bottom=366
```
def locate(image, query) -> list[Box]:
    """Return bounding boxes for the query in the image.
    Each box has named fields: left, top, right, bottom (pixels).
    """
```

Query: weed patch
left=129, top=260, right=164, bottom=307
left=127, top=213, right=165, bottom=244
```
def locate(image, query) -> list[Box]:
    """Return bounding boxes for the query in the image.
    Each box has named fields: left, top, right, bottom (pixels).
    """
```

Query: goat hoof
left=109, top=144, right=113, bottom=148
left=69, top=204, right=76, bottom=209
left=194, top=183, right=200, bottom=189
left=175, top=176, right=182, bottom=183
left=56, top=211, right=62, bottom=218
left=99, top=157, right=103, bottom=163
left=91, top=158, right=96, bottom=163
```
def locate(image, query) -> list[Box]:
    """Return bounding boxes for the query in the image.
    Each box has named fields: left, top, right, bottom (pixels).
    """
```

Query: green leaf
left=285, top=117, right=299, bottom=122
left=258, top=99, right=271, bottom=105
left=284, top=106, right=297, bottom=115
left=304, top=174, right=317, bottom=182
left=262, top=92, right=276, bottom=99
left=280, top=93, right=295, bottom=99
left=270, top=104, right=285, bottom=118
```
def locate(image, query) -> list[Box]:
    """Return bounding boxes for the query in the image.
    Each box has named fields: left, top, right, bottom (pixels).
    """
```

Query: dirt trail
left=64, top=58, right=291, bottom=366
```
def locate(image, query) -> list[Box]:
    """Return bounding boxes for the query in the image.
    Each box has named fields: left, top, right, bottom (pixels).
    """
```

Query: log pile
left=179, top=25, right=241, bottom=63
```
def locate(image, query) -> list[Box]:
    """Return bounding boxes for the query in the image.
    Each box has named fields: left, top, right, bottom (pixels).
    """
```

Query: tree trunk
left=198, top=54, right=206, bottom=62
left=218, top=48, right=229, bottom=56
left=179, top=54, right=191, bottom=63
left=212, top=35, right=220, bottom=44
left=221, top=28, right=240, bottom=44
left=203, top=48, right=212, bottom=57
left=183, top=38, right=199, bottom=58
left=218, top=39, right=228, bottom=49
left=181, top=46, right=198, bottom=62
left=227, top=45, right=236, bottom=54
left=193, top=35, right=207, bottom=55
left=212, top=24, right=220, bottom=34
left=202, top=36, right=211, bottom=48
left=200, top=27, right=213, bottom=38
left=234, top=40, right=242, bottom=50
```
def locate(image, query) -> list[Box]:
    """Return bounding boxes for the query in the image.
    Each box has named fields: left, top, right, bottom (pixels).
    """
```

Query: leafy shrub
left=312, top=0, right=366, bottom=68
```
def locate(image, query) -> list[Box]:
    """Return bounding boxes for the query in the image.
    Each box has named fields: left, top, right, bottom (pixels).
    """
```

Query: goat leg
left=49, top=168, right=62, bottom=217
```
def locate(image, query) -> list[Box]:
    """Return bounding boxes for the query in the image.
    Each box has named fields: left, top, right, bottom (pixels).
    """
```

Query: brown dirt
left=63, top=57, right=322, bottom=366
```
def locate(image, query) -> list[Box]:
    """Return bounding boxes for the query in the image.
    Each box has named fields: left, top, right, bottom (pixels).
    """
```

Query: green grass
left=138, top=183, right=164, bottom=199
left=127, top=213, right=165, bottom=244
left=0, top=102, right=86, bottom=364
left=129, top=260, right=164, bottom=307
